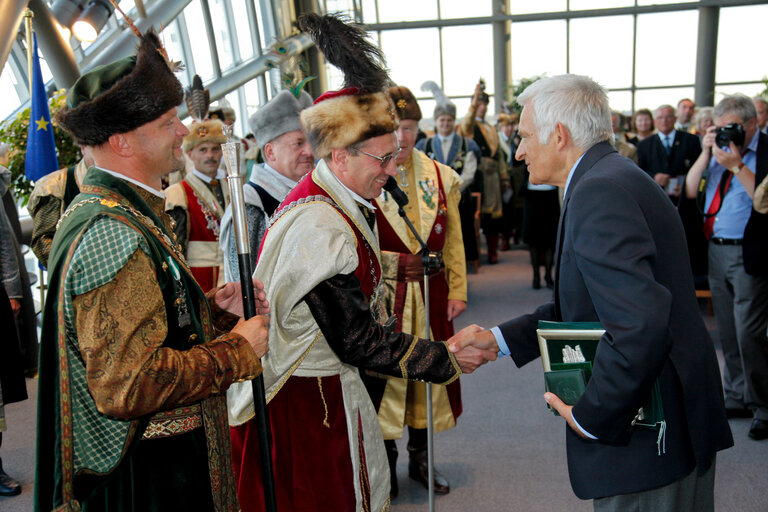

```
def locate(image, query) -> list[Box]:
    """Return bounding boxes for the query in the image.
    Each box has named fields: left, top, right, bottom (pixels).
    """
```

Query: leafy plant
left=506, top=74, right=547, bottom=116
left=0, top=89, right=81, bottom=206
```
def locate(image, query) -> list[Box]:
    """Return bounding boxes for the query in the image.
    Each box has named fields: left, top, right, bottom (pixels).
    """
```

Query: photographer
left=684, top=94, right=768, bottom=441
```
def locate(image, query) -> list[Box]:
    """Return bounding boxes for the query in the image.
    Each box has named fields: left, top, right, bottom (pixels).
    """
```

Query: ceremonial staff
left=222, top=125, right=278, bottom=512
left=384, top=177, right=441, bottom=512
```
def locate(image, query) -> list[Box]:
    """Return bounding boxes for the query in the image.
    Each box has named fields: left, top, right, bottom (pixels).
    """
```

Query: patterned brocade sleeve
left=74, top=247, right=262, bottom=420
left=303, top=272, right=461, bottom=384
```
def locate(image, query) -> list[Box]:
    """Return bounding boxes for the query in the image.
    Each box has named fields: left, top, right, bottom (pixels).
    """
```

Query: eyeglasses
left=357, top=147, right=402, bottom=168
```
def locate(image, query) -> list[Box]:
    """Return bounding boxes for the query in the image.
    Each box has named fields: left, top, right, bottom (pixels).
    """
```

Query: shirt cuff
left=572, top=413, right=598, bottom=440
left=491, top=326, right=511, bottom=357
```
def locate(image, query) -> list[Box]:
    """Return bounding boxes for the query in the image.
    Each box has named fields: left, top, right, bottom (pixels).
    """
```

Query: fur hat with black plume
left=297, top=13, right=398, bottom=159
left=421, top=80, right=456, bottom=120
left=182, top=74, right=226, bottom=151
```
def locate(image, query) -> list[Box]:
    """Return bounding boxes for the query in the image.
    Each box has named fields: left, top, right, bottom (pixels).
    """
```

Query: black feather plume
left=185, top=75, right=210, bottom=122
left=298, top=13, right=390, bottom=93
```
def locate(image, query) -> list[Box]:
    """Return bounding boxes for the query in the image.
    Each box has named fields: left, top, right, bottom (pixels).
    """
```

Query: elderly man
left=220, top=89, right=314, bottom=283
left=684, top=94, right=768, bottom=440
left=451, top=74, right=733, bottom=511
left=226, top=13, right=493, bottom=512
left=637, top=104, right=701, bottom=203
left=34, top=32, right=269, bottom=512
left=365, top=86, right=466, bottom=497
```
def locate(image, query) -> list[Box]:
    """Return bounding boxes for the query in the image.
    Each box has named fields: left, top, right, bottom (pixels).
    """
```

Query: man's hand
left=232, top=315, right=270, bottom=358
left=544, top=392, right=589, bottom=439
left=701, top=125, right=717, bottom=151
left=712, top=141, right=743, bottom=170
left=446, top=299, right=466, bottom=322
left=215, top=278, right=270, bottom=317
left=9, top=298, right=21, bottom=316
left=447, top=326, right=499, bottom=353
left=653, top=172, right=671, bottom=188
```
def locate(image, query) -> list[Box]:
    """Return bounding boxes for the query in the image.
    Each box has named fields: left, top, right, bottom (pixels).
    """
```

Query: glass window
left=509, top=0, right=565, bottom=15
left=183, top=1, right=215, bottom=81
left=570, top=0, right=632, bottom=9
left=417, top=99, right=436, bottom=125
left=162, top=20, right=189, bottom=87
left=714, top=84, right=766, bottom=104
left=634, top=87, right=695, bottom=114
left=231, top=0, right=255, bottom=61
left=439, top=0, right=491, bottom=19
left=441, top=24, right=494, bottom=98
left=510, top=20, right=566, bottom=83
left=570, top=16, right=633, bottom=89
left=380, top=28, right=441, bottom=95
left=716, top=5, right=768, bottom=85
left=0, top=69, right=22, bottom=120
left=637, top=0, right=696, bottom=5
left=607, top=90, right=632, bottom=115
left=635, top=11, right=697, bottom=87
left=210, top=0, right=235, bottom=71
left=378, top=0, right=437, bottom=23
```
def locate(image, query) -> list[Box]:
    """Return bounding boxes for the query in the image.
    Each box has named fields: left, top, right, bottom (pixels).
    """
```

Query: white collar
left=262, top=163, right=299, bottom=187
left=330, top=170, right=376, bottom=211
left=192, top=168, right=224, bottom=184
left=97, top=167, right=165, bottom=198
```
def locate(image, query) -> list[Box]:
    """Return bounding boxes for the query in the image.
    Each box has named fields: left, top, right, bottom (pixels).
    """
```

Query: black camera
left=715, top=123, right=745, bottom=149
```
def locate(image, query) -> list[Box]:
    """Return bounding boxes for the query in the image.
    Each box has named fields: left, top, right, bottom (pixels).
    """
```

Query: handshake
left=445, top=324, right=500, bottom=374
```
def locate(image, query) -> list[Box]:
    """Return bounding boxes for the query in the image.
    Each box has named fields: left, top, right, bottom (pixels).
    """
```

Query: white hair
left=654, top=104, right=675, bottom=118
left=517, top=74, right=612, bottom=150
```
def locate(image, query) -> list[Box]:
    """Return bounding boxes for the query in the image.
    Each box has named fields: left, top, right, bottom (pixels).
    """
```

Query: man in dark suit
left=637, top=104, right=701, bottom=203
left=450, top=75, right=733, bottom=510
left=684, top=94, right=768, bottom=440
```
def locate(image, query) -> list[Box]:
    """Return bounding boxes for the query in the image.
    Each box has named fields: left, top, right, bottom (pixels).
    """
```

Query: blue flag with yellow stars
left=25, top=34, right=59, bottom=181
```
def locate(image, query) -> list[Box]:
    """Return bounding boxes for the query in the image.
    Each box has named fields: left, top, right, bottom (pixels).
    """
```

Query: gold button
left=175, top=298, right=184, bottom=306
left=189, top=333, right=198, bottom=342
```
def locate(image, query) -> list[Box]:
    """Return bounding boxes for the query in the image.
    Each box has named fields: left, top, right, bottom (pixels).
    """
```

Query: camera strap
left=696, top=169, right=733, bottom=218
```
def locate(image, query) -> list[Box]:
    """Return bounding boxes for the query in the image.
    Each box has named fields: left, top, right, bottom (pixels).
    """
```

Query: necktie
left=359, top=205, right=375, bottom=230
left=702, top=148, right=749, bottom=239
left=664, top=135, right=672, bottom=154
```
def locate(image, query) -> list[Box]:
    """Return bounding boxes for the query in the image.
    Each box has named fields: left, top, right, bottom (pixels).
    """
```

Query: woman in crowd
left=627, top=108, right=654, bottom=145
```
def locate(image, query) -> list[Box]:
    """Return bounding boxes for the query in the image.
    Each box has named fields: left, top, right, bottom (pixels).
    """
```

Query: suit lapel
left=553, top=141, right=617, bottom=319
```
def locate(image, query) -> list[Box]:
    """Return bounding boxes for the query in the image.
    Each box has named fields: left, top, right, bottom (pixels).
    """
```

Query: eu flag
left=25, top=34, right=59, bottom=182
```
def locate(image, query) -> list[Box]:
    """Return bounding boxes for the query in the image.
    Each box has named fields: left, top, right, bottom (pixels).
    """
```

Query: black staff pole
left=383, top=177, right=442, bottom=512
left=222, top=126, right=278, bottom=512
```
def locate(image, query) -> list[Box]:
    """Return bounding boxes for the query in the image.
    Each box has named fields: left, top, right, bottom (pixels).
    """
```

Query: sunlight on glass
left=635, top=11, right=697, bottom=87
left=510, top=0, right=565, bottom=15
left=182, top=1, right=214, bottom=81
left=439, top=0, right=491, bottom=19
left=510, top=20, right=566, bottom=83
left=570, top=0, right=632, bottom=9
left=378, top=0, right=437, bottom=23
left=210, top=0, right=234, bottom=70
left=0, top=71, right=21, bottom=120
left=231, top=0, right=254, bottom=60
left=442, top=25, right=494, bottom=98
left=570, top=16, right=633, bottom=89
left=607, top=90, right=632, bottom=114
left=715, top=84, right=766, bottom=104
left=381, top=29, right=441, bottom=94
left=716, top=5, right=768, bottom=84
left=635, top=87, right=695, bottom=113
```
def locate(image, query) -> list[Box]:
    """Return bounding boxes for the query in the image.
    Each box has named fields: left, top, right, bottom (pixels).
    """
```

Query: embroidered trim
left=317, top=377, right=331, bottom=428
left=141, top=404, right=203, bottom=439
left=265, top=331, right=322, bottom=404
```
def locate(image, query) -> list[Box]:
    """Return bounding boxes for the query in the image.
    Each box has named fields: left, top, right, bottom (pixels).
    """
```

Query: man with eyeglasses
left=684, top=94, right=768, bottom=441
left=637, top=104, right=701, bottom=204
left=226, top=13, right=494, bottom=512
left=361, top=85, right=466, bottom=498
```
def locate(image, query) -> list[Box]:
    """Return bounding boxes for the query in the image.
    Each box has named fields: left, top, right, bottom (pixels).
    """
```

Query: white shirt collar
left=192, top=168, right=224, bottom=184
left=263, top=163, right=299, bottom=187
left=659, top=129, right=676, bottom=142
left=330, top=170, right=376, bottom=210
left=97, top=167, right=165, bottom=198
left=563, top=153, right=586, bottom=199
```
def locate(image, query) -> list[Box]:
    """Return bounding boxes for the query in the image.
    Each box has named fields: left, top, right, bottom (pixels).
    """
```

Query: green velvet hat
left=56, top=31, right=183, bottom=146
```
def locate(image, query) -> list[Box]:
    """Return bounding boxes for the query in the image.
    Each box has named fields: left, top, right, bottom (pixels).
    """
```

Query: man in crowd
left=676, top=98, right=696, bottom=133
left=34, top=31, right=270, bottom=512
left=451, top=74, right=733, bottom=510
left=366, top=85, right=466, bottom=498
left=458, top=81, right=508, bottom=264
left=220, top=89, right=314, bottom=283
left=417, top=80, right=481, bottom=269
left=226, top=13, right=494, bottom=512
left=611, top=111, right=638, bottom=163
left=753, top=96, right=768, bottom=135
left=165, top=106, right=229, bottom=292
left=684, top=94, right=768, bottom=440
left=637, top=104, right=701, bottom=203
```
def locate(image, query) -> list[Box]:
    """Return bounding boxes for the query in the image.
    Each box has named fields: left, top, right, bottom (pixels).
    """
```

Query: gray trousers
left=594, top=460, right=715, bottom=512
left=708, top=243, right=768, bottom=419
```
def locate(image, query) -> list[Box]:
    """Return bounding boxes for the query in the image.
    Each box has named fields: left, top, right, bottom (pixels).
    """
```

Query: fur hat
left=297, top=13, right=398, bottom=160
left=182, top=119, right=227, bottom=151
left=496, top=113, right=518, bottom=127
left=56, top=31, right=183, bottom=146
left=250, top=90, right=314, bottom=148
left=209, top=99, right=236, bottom=122
left=388, top=86, right=422, bottom=122
left=421, top=80, right=455, bottom=120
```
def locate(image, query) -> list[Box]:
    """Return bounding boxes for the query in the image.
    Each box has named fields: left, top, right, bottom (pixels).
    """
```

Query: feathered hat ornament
left=421, top=80, right=456, bottom=120
left=297, top=13, right=398, bottom=159
left=182, top=74, right=227, bottom=151
left=185, top=75, right=210, bottom=123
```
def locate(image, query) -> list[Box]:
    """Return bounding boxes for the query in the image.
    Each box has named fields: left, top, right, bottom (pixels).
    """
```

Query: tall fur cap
left=388, top=86, right=422, bottom=122
left=56, top=31, right=183, bottom=146
left=250, top=90, right=313, bottom=148
left=182, top=119, right=227, bottom=152
left=300, top=92, right=398, bottom=160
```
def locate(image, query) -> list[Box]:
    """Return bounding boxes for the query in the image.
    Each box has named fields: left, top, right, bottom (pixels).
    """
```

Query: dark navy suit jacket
left=637, top=130, right=702, bottom=178
left=498, top=141, right=733, bottom=499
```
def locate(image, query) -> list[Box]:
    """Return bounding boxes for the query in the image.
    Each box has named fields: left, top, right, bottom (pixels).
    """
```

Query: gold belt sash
left=142, top=404, right=203, bottom=440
